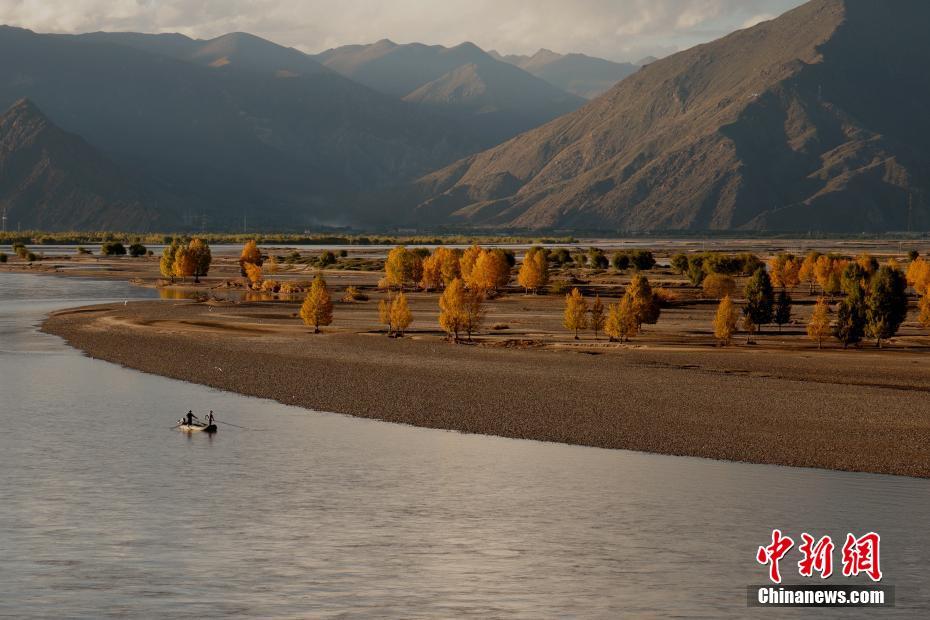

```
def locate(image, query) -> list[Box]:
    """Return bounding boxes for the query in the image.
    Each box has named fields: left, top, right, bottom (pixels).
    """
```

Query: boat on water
left=178, top=423, right=217, bottom=433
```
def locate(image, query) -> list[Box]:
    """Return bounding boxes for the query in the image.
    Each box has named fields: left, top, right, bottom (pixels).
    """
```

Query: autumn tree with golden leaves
left=564, top=288, right=589, bottom=340
left=469, top=249, right=511, bottom=295
left=390, top=292, right=413, bottom=336
left=439, top=278, right=468, bottom=341
left=172, top=247, right=195, bottom=281
left=605, top=296, right=637, bottom=343
left=385, top=246, right=423, bottom=290
left=239, top=240, right=263, bottom=276
left=807, top=297, right=831, bottom=349
left=300, top=274, right=333, bottom=333
left=187, top=238, right=212, bottom=283
left=244, top=262, right=263, bottom=288
left=714, top=295, right=739, bottom=346
left=518, top=247, right=549, bottom=294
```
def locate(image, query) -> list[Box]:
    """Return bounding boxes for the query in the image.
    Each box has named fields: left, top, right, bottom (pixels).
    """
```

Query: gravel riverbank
left=43, top=300, right=930, bottom=478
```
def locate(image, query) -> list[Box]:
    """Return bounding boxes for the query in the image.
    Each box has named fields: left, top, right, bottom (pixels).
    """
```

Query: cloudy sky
left=1, top=0, right=807, bottom=61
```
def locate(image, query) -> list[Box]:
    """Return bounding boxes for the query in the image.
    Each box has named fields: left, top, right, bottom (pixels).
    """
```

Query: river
left=0, top=272, right=927, bottom=618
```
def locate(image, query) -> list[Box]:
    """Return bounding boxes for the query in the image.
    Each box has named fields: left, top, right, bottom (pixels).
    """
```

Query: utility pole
left=1, top=208, right=7, bottom=233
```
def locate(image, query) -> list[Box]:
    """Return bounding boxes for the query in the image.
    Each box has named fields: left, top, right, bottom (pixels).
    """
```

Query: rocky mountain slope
left=0, top=99, right=178, bottom=230
left=415, top=0, right=930, bottom=233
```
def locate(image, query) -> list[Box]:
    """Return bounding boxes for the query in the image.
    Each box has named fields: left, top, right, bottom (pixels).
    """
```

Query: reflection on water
left=1, top=272, right=928, bottom=618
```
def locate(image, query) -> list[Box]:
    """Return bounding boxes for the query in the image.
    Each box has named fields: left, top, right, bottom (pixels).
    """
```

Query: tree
left=807, top=298, right=831, bottom=349
left=129, top=243, right=147, bottom=257
left=866, top=266, right=908, bottom=348
left=439, top=278, right=467, bottom=341
left=799, top=252, right=821, bottom=294
left=187, top=238, right=212, bottom=283
left=834, top=296, right=866, bottom=349
left=590, top=295, right=606, bottom=340
left=390, top=292, right=412, bottom=336
left=518, top=247, right=549, bottom=293
left=244, top=262, right=263, bottom=288
left=687, top=255, right=707, bottom=286
left=460, top=245, right=483, bottom=283
left=379, top=297, right=393, bottom=335
left=743, top=268, right=774, bottom=332
left=702, top=273, right=736, bottom=299
left=743, top=315, right=757, bottom=345
left=670, top=253, right=689, bottom=275
left=629, top=250, right=656, bottom=271
left=564, top=288, right=589, bottom=339
left=714, top=296, right=739, bottom=346
left=300, top=275, right=333, bottom=333
left=101, top=242, right=126, bottom=256
left=605, top=296, right=637, bottom=343
left=628, top=274, right=660, bottom=328
left=588, top=247, right=609, bottom=269
left=419, top=252, right=443, bottom=291
left=856, top=254, right=879, bottom=276
left=919, top=285, right=930, bottom=329
left=385, top=246, right=422, bottom=290
left=160, top=241, right=181, bottom=281
left=469, top=249, right=511, bottom=295
left=612, top=252, right=632, bottom=271
left=239, top=240, right=262, bottom=275
left=463, top=290, right=486, bottom=341
left=908, top=249, right=920, bottom=262
left=906, top=257, right=930, bottom=293
left=768, top=254, right=799, bottom=289
left=172, top=247, right=195, bottom=281
left=774, top=290, right=792, bottom=331
left=437, top=247, right=462, bottom=287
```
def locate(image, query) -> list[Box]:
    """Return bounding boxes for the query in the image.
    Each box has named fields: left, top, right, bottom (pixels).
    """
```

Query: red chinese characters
left=842, top=532, right=882, bottom=582
left=757, top=529, right=795, bottom=584
left=798, top=533, right=834, bottom=579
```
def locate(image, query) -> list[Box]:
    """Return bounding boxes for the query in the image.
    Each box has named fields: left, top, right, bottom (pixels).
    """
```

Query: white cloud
left=0, top=0, right=806, bottom=62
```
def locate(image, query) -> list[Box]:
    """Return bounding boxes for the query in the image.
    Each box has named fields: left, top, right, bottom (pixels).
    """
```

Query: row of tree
left=563, top=275, right=661, bottom=342
left=712, top=264, right=909, bottom=348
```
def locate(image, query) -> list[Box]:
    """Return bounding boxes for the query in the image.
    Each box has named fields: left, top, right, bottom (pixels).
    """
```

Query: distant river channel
left=0, top=272, right=928, bottom=618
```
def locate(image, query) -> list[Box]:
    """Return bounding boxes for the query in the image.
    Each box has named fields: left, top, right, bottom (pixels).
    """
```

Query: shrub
left=101, top=242, right=127, bottom=256
left=0, top=252, right=7, bottom=263
left=653, top=287, right=678, bottom=305
left=77, top=246, right=93, bottom=255
left=550, top=279, right=571, bottom=295
left=260, top=279, right=280, bottom=293
left=26, top=252, right=38, bottom=262
left=492, top=323, right=509, bottom=330
left=128, top=243, right=147, bottom=257
left=342, top=286, right=369, bottom=302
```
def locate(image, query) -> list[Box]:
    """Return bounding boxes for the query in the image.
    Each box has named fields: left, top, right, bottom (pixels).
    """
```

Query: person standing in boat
left=185, top=410, right=196, bottom=426
left=207, top=411, right=215, bottom=427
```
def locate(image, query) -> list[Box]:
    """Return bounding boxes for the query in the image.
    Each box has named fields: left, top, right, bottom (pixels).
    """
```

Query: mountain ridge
left=413, top=0, right=930, bottom=232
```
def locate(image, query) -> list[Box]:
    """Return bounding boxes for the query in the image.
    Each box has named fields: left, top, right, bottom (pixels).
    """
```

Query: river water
left=0, top=272, right=928, bottom=618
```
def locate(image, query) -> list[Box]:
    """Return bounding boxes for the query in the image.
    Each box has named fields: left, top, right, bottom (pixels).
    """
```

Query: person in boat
left=207, top=411, right=216, bottom=427
left=185, top=410, right=197, bottom=426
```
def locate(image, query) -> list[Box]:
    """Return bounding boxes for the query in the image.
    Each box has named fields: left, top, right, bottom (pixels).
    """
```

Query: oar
left=217, top=420, right=267, bottom=431
left=217, top=420, right=250, bottom=429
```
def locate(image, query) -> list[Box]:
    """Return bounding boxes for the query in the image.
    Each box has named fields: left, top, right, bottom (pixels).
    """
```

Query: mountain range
left=413, top=0, right=930, bottom=233
left=314, top=40, right=585, bottom=146
left=489, top=49, right=640, bottom=99
left=0, top=26, right=483, bottom=230
left=3, top=0, right=930, bottom=233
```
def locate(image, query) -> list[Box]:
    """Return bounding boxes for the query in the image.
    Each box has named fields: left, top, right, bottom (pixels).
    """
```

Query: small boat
left=178, top=423, right=217, bottom=433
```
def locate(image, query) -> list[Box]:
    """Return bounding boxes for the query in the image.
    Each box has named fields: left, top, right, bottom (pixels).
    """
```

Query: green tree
left=743, top=268, right=774, bottom=332
left=612, top=252, right=631, bottom=271
left=866, top=266, right=908, bottom=348
left=128, top=243, right=147, bottom=257
left=774, top=290, right=792, bottom=331
left=670, top=253, right=689, bottom=275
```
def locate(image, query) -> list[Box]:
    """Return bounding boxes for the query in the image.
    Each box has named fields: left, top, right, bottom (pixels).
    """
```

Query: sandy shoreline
left=42, top=298, right=930, bottom=478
